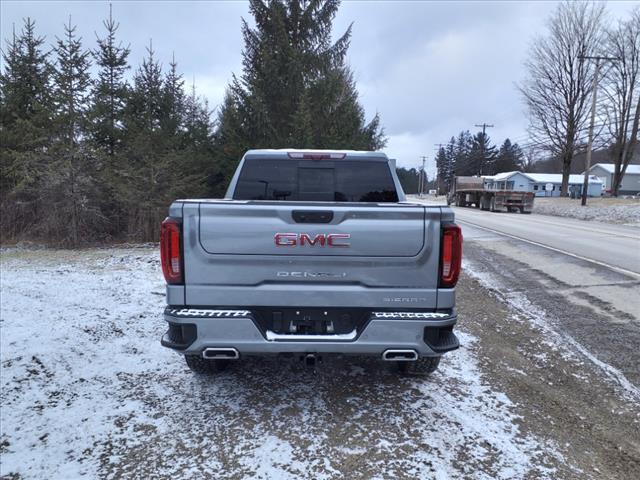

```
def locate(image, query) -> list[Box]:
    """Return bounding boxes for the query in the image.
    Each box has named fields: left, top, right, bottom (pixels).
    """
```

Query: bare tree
left=603, top=8, right=640, bottom=196
left=519, top=2, right=605, bottom=196
left=521, top=145, right=539, bottom=173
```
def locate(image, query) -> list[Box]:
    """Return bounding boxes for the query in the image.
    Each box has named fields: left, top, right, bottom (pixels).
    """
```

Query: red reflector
left=440, top=224, right=462, bottom=288
left=160, top=217, right=183, bottom=284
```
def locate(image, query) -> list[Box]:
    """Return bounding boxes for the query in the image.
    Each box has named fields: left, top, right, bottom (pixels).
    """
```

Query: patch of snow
left=1, top=248, right=560, bottom=478
left=533, top=200, right=640, bottom=225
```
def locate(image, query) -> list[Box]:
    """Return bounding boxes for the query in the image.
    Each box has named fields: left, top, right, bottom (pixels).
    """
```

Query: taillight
left=440, top=223, right=462, bottom=288
left=161, top=217, right=183, bottom=284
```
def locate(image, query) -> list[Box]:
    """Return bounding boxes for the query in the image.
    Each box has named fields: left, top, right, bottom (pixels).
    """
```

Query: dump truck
left=448, top=176, right=534, bottom=213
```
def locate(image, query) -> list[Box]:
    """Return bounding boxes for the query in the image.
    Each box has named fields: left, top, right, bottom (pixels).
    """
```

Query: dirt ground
left=457, top=266, right=640, bottom=479
left=1, top=247, right=639, bottom=479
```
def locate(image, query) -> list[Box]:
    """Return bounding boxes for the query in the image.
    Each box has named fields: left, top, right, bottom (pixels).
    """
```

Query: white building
left=585, top=163, right=640, bottom=195
left=483, top=171, right=603, bottom=197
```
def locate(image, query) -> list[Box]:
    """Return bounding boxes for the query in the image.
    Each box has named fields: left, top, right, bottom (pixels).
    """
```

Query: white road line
left=459, top=219, right=640, bottom=279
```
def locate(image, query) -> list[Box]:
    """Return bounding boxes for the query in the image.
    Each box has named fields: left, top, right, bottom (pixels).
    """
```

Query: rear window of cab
left=233, top=158, right=399, bottom=202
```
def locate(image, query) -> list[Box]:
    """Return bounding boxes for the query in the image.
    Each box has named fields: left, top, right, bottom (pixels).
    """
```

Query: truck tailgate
left=178, top=200, right=444, bottom=309
left=198, top=202, right=425, bottom=257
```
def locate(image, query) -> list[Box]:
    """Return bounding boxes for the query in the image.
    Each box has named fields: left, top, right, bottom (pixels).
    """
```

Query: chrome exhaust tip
left=382, top=349, right=418, bottom=361
left=202, top=347, right=240, bottom=360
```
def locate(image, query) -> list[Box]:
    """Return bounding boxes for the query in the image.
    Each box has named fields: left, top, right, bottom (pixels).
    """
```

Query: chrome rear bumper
left=161, top=308, right=458, bottom=357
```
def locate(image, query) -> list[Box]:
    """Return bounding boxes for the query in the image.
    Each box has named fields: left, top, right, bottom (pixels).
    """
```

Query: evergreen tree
left=494, top=139, right=524, bottom=173
left=52, top=19, right=91, bottom=144
left=119, top=41, right=166, bottom=238
left=435, top=146, right=448, bottom=193
left=183, top=81, right=219, bottom=197
left=128, top=41, right=164, bottom=133
left=0, top=19, right=52, bottom=123
left=48, top=18, right=97, bottom=245
left=161, top=54, right=185, bottom=137
left=1, top=1, right=380, bottom=245
left=0, top=18, right=53, bottom=241
left=215, top=0, right=386, bottom=180
left=453, top=130, right=473, bottom=176
left=121, top=44, right=214, bottom=239
left=0, top=25, right=23, bottom=206
left=89, top=5, right=131, bottom=236
left=90, top=4, right=130, bottom=157
left=467, top=131, right=497, bottom=175
left=395, top=167, right=419, bottom=194
left=442, top=137, right=456, bottom=192
left=161, top=63, right=212, bottom=201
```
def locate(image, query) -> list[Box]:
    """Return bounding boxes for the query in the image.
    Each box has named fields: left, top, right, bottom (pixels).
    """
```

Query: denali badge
left=277, top=271, right=347, bottom=278
left=274, top=233, right=350, bottom=247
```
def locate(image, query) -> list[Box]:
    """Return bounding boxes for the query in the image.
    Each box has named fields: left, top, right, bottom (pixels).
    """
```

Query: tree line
left=430, top=131, right=524, bottom=194
left=0, top=0, right=384, bottom=246
left=520, top=2, right=639, bottom=196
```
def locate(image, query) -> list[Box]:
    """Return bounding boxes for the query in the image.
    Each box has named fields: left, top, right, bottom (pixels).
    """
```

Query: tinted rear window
left=233, top=159, right=399, bottom=202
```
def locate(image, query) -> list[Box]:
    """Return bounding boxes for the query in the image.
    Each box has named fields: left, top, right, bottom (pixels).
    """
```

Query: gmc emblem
left=274, top=233, right=351, bottom=247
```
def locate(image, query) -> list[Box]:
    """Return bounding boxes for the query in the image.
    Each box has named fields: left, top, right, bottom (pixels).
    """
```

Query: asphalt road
left=452, top=207, right=640, bottom=276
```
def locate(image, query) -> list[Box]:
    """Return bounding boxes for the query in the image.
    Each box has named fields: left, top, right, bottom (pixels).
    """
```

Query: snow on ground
left=533, top=197, right=640, bottom=225
left=1, top=248, right=559, bottom=479
left=462, top=258, right=640, bottom=404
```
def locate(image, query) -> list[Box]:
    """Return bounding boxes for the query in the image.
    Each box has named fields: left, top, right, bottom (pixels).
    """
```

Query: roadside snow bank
left=1, top=248, right=558, bottom=479
left=533, top=198, right=640, bottom=225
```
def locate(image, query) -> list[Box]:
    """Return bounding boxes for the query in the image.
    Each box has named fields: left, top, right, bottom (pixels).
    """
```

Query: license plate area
left=252, top=308, right=370, bottom=335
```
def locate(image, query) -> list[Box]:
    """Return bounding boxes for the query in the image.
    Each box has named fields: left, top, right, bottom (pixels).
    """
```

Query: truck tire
left=396, top=356, right=441, bottom=376
left=490, top=197, right=496, bottom=212
left=184, top=354, right=229, bottom=374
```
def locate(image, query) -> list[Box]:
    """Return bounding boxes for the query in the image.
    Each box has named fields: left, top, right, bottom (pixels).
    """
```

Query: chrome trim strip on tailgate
left=265, top=329, right=358, bottom=341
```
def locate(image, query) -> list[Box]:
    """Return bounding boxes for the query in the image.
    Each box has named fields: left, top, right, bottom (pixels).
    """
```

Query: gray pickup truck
left=160, top=149, right=462, bottom=375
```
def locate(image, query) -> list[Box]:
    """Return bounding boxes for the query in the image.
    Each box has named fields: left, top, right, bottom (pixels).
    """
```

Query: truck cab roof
left=243, top=149, right=389, bottom=161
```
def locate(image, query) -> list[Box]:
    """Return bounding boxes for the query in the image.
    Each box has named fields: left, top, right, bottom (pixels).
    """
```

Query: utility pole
left=474, top=123, right=494, bottom=176
left=419, top=156, right=427, bottom=196
left=579, top=55, right=617, bottom=206
left=434, top=144, right=445, bottom=196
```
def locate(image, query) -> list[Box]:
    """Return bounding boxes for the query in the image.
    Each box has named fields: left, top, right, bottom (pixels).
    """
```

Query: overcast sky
left=1, top=1, right=638, bottom=173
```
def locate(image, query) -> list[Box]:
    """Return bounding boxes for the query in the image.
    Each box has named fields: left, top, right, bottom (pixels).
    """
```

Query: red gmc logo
left=274, top=233, right=351, bottom=247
